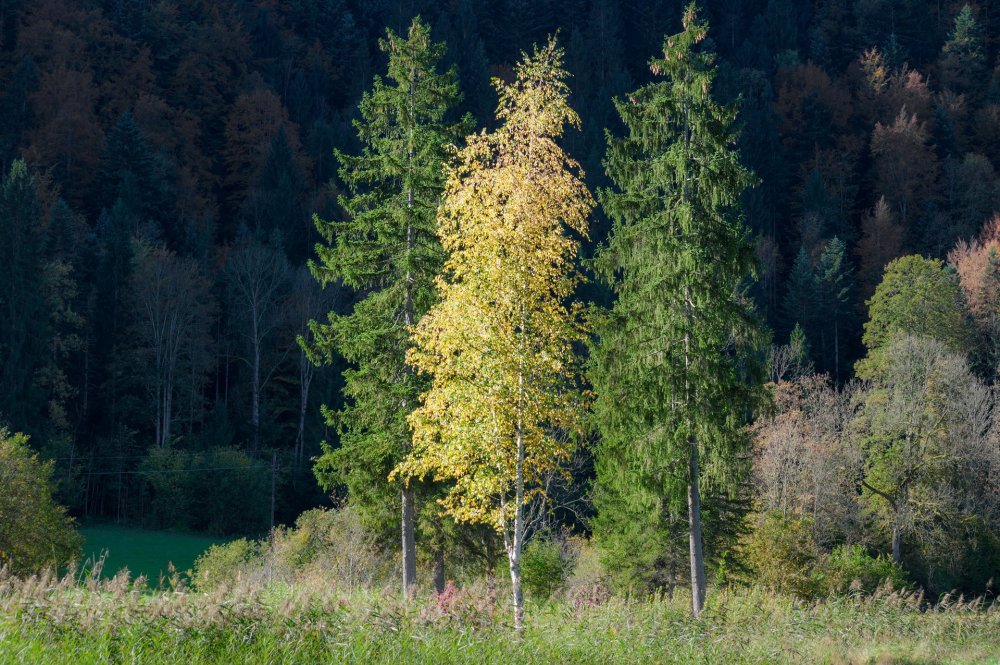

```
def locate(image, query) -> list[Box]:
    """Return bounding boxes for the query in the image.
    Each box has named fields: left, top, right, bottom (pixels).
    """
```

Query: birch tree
left=393, top=37, right=593, bottom=629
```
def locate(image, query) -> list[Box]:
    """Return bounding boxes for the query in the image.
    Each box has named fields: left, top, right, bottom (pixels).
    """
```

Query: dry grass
left=0, top=566, right=998, bottom=664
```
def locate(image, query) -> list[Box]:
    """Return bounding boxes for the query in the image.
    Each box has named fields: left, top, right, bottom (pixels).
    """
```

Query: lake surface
left=80, top=525, right=227, bottom=583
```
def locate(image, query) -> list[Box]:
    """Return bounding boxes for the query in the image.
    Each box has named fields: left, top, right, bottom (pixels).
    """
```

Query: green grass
left=0, top=575, right=998, bottom=664
left=79, top=525, right=226, bottom=583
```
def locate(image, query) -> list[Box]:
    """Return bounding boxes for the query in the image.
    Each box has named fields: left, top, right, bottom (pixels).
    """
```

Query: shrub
left=193, top=507, right=390, bottom=590
left=421, top=580, right=499, bottom=629
left=521, top=537, right=569, bottom=601
left=0, top=428, right=82, bottom=575
left=140, top=447, right=192, bottom=529
left=192, top=538, right=260, bottom=590
left=823, top=544, right=908, bottom=595
left=562, top=537, right=611, bottom=610
left=743, top=512, right=823, bottom=598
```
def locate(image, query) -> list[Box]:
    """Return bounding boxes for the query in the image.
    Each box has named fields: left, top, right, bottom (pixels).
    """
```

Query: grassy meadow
left=1, top=568, right=998, bottom=665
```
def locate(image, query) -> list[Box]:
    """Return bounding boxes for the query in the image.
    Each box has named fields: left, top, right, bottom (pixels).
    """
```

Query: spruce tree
left=817, top=236, right=855, bottom=381
left=307, top=17, right=469, bottom=601
left=782, top=246, right=819, bottom=347
left=95, top=112, right=168, bottom=220
left=940, top=4, right=986, bottom=101
left=0, top=160, right=48, bottom=432
left=253, top=126, right=306, bottom=258
left=590, top=5, right=764, bottom=617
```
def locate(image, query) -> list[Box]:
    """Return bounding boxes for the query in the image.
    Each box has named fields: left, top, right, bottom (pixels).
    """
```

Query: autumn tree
left=392, top=37, right=593, bottom=628
left=856, top=197, right=904, bottom=300
left=307, top=18, right=469, bottom=600
left=752, top=375, right=860, bottom=546
left=589, top=6, right=764, bottom=618
left=948, top=217, right=1000, bottom=373
left=871, top=108, right=939, bottom=231
left=24, top=65, right=103, bottom=208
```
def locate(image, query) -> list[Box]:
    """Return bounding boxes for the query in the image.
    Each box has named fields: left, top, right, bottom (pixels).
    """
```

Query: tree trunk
left=297, top=350, right=311, bottom=465
left=252, top=340, right=261, bottom=451
left=833, top=317, right=840, bottom=384
left=162, top=386, right=172, bottom=447
left=401, top=486, right=417, bottom=600
left=688, top=438, right=707, bottom=618
left=508, top=425, right=526, bottom=630
left=891, top=518, right=902, bottom=564
left=270, top=450, right=277, bottom=531
left=668, top=552, right=677, bottom=601
left=433, top=547, right=446, bottom=594
left=509, top=543, right=524, bottom=630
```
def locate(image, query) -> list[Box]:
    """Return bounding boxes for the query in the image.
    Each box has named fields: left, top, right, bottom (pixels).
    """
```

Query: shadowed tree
left=856, top=197, right=904, bottom=300
left=0, top=160, right=49, bottom=433
left=131, top=242, right=216, bottom=448
left=225, top=230, right=290, bottom=452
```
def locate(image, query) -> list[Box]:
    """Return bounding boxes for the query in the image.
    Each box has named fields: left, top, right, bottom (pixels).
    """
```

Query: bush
left=192, top=538, right=260, bottom=590
left=562, top=537, right=611, bottom=610
left=0, top=429, right=82, bottom=575
left=521, top=537, right=569, bottom=601
left=743, top=512, right=823, bottom=598
left=140, top=447, right=192, bottom=529
left=823, top=544, right=908, bottom=595
left=192, top=507, right=390, bottom=591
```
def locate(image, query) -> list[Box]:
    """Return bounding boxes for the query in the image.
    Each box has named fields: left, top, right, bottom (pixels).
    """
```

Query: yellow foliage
left=392, top=38, right=593, bottom=533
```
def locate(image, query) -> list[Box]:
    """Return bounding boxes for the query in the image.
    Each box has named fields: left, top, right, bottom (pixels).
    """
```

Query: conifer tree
left=0, top=160, right=49, bottom=432
left=940, top=4, right=986, bottom=102
left=95, top=111, right=170, bottom=224
left=817, top=236, right=855, bottom=381
left=307, top=18, right=469, bottom=601
left=783, top=247, right=820, bottom=347
left=590, top=6, right=764, bottom=618
left=252, top=126, right=307, bottom=258
left=392, top=37, right=593, bottom=629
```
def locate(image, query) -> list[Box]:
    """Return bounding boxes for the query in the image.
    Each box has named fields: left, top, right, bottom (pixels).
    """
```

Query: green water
left=80, top=525, right=227, bottom=583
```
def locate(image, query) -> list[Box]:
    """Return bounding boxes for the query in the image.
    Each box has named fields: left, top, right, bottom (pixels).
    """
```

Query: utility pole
left=270, top=450, right=277, bottom=530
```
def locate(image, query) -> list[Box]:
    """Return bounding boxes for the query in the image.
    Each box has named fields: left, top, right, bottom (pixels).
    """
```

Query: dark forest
left=4, top=0, right=1000, bottom=614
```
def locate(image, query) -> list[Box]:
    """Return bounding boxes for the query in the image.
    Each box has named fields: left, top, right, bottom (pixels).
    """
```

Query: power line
left=67, top=465, right=270, bottom=477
